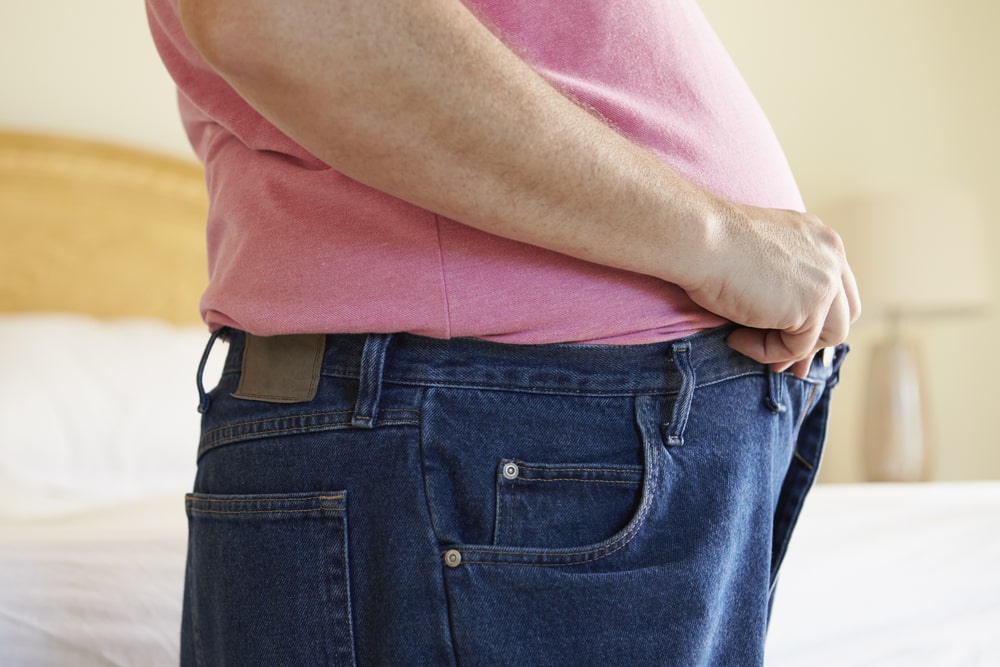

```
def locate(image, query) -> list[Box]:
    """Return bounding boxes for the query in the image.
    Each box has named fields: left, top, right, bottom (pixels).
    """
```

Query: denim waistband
left=213, top=325, right=844, bottom=399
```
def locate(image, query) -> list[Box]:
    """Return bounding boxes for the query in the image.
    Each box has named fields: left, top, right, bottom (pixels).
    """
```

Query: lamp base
left=862, top=338, right=930, bottom=482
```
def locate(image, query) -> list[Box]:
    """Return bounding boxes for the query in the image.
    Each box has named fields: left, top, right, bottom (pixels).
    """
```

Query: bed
left=0, top=131, right=213, bottom=666
left=1, top=131, right=998, bottom=666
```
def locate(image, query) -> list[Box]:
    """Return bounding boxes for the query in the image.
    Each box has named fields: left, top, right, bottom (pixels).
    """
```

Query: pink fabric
left=146, top=0, right=803, bottom=344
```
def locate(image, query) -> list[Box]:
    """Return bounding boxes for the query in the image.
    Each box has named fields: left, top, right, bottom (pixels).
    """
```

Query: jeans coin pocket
left=493, top=460, right=643, bottom=549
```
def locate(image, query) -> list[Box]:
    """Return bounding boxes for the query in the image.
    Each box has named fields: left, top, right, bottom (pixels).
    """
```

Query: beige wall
left=700, top=0, right=1000, bottom=481
left=3, top=2, right=997, bottom=481
left=0, top=1, right=191, bottom=157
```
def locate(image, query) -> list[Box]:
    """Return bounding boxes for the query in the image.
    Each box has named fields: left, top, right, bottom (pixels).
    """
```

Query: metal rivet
left=502, top=462, right=519, bottom=480
left=444, top=549, right=462, bottom=568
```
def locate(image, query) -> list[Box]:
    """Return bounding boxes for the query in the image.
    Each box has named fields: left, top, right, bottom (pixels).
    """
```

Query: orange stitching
left=199, top=416, right=419, bottom=452
left=792, top=450, right=814, bottom=471
left=796, top=384, right=821, bottom=431
left=188, top=507, right=344, bottom=516
left=201, top=411, right=352, bottom=437
left=186, top=494, right=344, bottom=504
left=518, top=465, right=642, bottom=474
left=452, top=523, right=641, bottom=568
left=507, top=478, right=640, bottom=485
left=201, top=408, right=418, bottom=439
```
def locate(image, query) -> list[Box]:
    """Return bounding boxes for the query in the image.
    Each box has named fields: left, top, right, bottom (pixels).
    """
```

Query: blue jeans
left=182, top=326, right=845, bottom=666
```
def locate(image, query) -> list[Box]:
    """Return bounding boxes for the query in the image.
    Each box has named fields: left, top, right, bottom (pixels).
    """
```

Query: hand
left=681, top=201, right=861, bottom=377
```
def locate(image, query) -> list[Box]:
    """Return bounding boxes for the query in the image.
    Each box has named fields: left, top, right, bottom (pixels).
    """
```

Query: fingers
left=727, top=327, right=825, bottom=379
left=843, top=262, right=863, bottom=324
left=817, top=284, right=851, bottom=348
left=785, top=356, right=815, bottom=379
left=727, top=264, right=856, bottom=374
left=726, top=327, right=813, bottom=366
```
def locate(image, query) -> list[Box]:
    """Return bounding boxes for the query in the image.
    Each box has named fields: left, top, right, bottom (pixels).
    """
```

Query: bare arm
left=178, top=0, right=859, bottom=371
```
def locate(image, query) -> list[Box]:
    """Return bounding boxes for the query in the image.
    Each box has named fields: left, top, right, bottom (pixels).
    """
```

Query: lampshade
left=821, top=188, right=991, bottom=318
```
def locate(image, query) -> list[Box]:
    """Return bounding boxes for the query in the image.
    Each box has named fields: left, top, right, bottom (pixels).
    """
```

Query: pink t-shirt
left=146, top=0, right=804, bottom=344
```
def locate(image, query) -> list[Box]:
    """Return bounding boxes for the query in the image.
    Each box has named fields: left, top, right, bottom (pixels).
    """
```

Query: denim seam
left=198, top=412, right=419, bottom=459
left=200, top=409, right=418, bottom=440
left=456, top=526, right=641, bottom=567
left=198, top=419, right=418, bottom=454
left=233, top=368, right=688, bottom=396
left=517, top=464, right=642, bottom=473
left=411, top=395, right=465, bottom=666
left=201, top=413, right=356, bottom=438
left=295, top=369, right=770, bottom=390
left=202, top=408, right=418, bottom=436
left=331, top=375, right=688, bottom=397
left=186, top=493, right=347, bottom=516
left=200, top=419, right=418, bottom=445
left=789, top=383, right=822, bottom=470
left=416, top=391, right=461, bottom=559
left=214, top=371, right=771, bottom=397
left=186, top=494, right=345, bottom=506
left=689, top=370, right=765, bottom=391
left=339, top=503, right=359, bottom=667
left=791, top=450, right=815, bottom=472
left=770, top=387, right=836, bottom=587
left=511, top=478, right=640, bottom=485
left=187, top=496, right=345, bottom=502
left=795, top=383, right=821, bottom=432
left=187, top=507, right=346, bottom=516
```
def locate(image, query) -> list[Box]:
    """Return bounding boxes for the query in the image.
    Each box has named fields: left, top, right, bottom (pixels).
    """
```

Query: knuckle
left=807, top=216, right=845, bottom=253
left=827, top=227, right=846, bottom=252
left=802, top=211, right=823, bottom=227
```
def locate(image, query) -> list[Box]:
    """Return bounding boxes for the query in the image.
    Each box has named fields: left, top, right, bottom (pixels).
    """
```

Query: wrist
left=657, top=185, right=739, bottom=292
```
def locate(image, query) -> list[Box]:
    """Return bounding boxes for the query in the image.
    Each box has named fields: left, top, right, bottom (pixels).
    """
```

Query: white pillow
left=0, top=313, right=225, bottom=519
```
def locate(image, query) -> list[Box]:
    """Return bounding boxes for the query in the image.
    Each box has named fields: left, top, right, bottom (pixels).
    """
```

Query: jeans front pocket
left=184, top=492, right=356, bottom=667
left=493, top=460, right=643, bottom=549
left=419, top=385, right=667, bottom=569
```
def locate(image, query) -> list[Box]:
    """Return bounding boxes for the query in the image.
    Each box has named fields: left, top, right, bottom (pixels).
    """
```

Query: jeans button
left=444, top=549, right=463, bottom=568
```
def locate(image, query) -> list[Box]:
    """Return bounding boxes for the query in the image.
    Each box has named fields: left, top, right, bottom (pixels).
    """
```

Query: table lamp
left=823, top=188, right=991, bottom=481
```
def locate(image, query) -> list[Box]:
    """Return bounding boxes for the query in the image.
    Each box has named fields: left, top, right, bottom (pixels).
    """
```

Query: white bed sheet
left=767, top=481, right=1000, bottom=666
left=0, top=314, right=219, bottom=520
left=0, top=495, right=187, bottom=667
left=1, top=483, right=998, bottom=666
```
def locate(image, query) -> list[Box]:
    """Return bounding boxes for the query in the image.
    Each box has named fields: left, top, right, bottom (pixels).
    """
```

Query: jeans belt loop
left=663, top=341, right=695, bottom=447
left=196, top=327, right=229, bottom=414
left=765, top=369, right=788, bottom=414
left=352, top=333, right=393, bottom=429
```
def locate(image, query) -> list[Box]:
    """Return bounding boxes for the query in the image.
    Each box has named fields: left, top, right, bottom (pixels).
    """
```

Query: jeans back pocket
left=184, top=492, right=356, bottom=667
left=493, top=460, right=643, bottom=549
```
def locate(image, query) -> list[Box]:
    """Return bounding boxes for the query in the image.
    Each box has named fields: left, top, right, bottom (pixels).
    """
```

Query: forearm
left=178, top=0, right=725, bottom=288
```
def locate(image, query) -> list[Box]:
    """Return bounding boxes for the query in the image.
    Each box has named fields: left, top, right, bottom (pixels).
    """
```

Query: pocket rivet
left=502, top=462, right=520, bottom=480
left=444, top=549, right=463, bottom=568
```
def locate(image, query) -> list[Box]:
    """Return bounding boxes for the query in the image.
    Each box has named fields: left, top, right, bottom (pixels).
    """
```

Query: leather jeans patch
left=233, top=333, right=326, bottom=403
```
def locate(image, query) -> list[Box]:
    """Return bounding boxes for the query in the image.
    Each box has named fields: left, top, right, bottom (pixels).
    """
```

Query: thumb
left=726, top=327, right=816, bottom=366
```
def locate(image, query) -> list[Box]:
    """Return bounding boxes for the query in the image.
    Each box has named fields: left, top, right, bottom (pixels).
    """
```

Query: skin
left=177, top=0, right=861, bottom=376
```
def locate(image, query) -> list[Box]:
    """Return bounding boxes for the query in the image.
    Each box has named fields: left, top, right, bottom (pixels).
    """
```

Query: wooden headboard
left=0, top=131, right=208, bottom=325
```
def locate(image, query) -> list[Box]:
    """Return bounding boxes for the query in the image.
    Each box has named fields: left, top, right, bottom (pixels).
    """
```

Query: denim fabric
left=181, top=326, right=845, bottom=666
